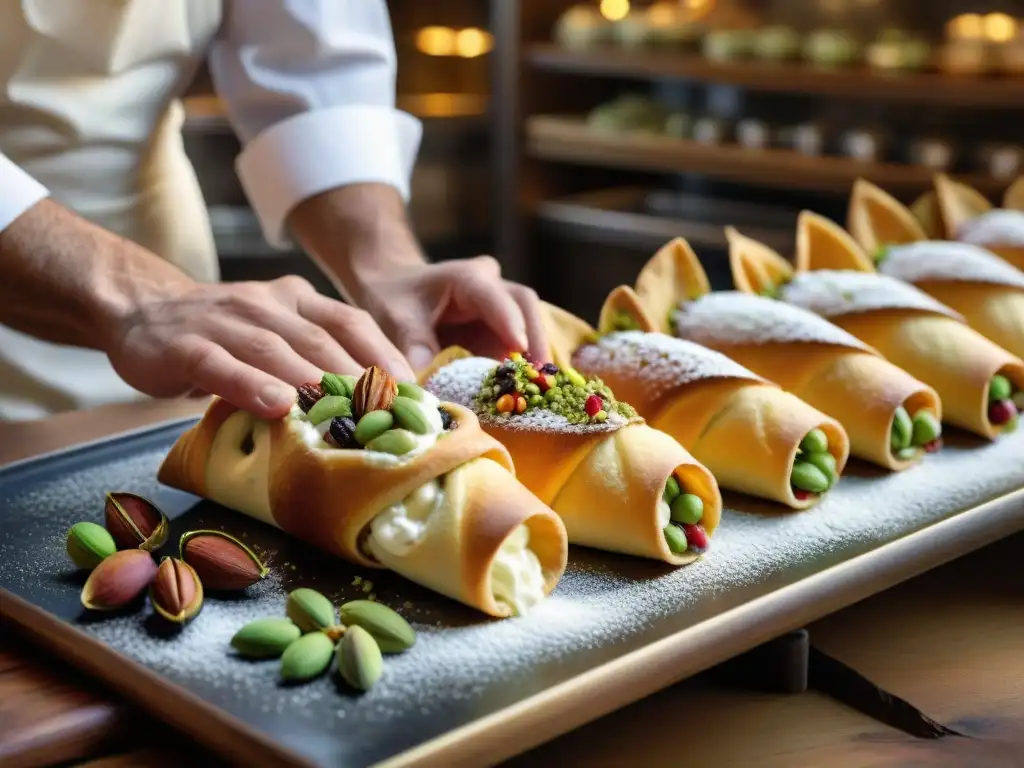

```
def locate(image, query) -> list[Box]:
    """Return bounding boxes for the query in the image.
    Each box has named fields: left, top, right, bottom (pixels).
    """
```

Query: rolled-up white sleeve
left=208, top=0, right=422, bottom=248
left=0, top=152, right=50, bottom=234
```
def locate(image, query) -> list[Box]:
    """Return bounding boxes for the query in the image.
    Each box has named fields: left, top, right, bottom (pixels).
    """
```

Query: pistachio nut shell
left=286, top=588, right=336, bottom=633
left=231, top=617, right=302, bottom=658
left=67, top=521, right=117, bottom=571
left=339, top=600, right=416, bottom=653
left=150, top=557, right=204, bottom=623
left=280, top=631, right=335, bottom=682
left=81, top=549, right=158, bottom=611
left=104, top=492, right=169, bottom=551
left=180, top=530, right=268, bottom=591
left=337, top=625, right=383, bottom=692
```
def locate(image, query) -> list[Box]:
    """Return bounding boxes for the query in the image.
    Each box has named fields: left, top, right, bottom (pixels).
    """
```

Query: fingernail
left=259, top=383, right=295, bottom=411
left=406, top=345, right=436, bottom=373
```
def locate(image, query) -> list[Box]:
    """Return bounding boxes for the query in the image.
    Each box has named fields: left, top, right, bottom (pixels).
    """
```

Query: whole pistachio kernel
left=663, top=475, right=681, bottom=505
left=799, top=428, right=829, bottom=455
left=354, top=410, right=394, bottom=446
left=307, top=395, right=353, bottom=426
left=890, top=406, right=912, bottom=451
left=671, top=493, right=704, bottom=525
left=397, top=381, right=426, bottom=402
left=989, top=374, right=1012, bottom=402
left=664, top=524, right=688, bottom=554
left=321, top=372, right=354, bottom=398
left=791, top=461, right=830, bottom=494
left=803, top=452, right=837, bottom=488
left=910, top=410, right=941, bottom=446
left=365, top=429, right=419, bottom=456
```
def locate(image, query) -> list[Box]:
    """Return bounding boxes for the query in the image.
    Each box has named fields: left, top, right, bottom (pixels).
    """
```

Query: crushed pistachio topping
left=610, top=311, right=642, bottom=332
left=473, top=352, right=637, bottom=425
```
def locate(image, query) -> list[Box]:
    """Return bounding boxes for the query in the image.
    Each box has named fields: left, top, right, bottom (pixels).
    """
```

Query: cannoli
left=625, top=235, right=942, bottom=470
left=908, top=175, right=1024, bottom=270
left=846, top=178, right=1024, bottom=359
left=158, top=368, right=568, bottom=617
left=732, top=210, right=1024, bottom=439
left=538, top=302, right=850, bottom=510
left=419, top=351, right=721, bottom=564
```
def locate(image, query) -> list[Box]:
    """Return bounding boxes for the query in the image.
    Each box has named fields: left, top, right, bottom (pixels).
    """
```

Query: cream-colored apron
left=0, top=0, right=223, bottom=420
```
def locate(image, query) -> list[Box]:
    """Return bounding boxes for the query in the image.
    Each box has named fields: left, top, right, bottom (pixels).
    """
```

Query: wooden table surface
left=2, top=399, right=1023, bottom=768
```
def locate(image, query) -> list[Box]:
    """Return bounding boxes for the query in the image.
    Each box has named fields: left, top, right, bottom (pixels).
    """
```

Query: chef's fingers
left=298, top=294, right=415, bottom=381
left=450, top=257, right=529, bottom=353
left=505, top=281, right=550, bottom=363
left=170, top=335, right=295, bottom=419
left=223, top=296, right=365, bottom=377
left=207, top=317, right=324, bottom=388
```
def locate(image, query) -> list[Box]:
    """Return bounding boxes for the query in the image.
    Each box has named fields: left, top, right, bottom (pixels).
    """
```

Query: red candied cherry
left=584, top=394, right=603, bottom=418
left=988, top=399, right=1017, bottom=426
left=682, top=523, right=709, bottom=553
left=536, top=373, right=556, bottom=393
left=793, top=489, right=814, bottom=501
left=923, top=438, right=943, bottom=453
left=514, top=394, right=528, bottom=414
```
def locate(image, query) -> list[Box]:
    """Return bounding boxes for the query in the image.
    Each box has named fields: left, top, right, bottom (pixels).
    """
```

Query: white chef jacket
left=0, top=0, right=422, bottom=421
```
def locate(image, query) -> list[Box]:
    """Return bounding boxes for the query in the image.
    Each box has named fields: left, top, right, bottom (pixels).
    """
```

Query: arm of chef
left=208, top=0, right=423, bottom=250
left=0, top=152, right=50, bottom=234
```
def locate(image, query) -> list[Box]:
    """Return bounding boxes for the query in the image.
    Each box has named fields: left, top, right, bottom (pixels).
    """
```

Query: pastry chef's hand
left=289, top=185, right=550, bottom=374
left=107, top=276, right=414, bottom=418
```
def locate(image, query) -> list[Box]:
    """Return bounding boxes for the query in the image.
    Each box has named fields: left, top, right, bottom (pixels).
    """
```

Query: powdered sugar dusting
left=423, top=357, right=633, bottom=435
left=3, top=428, right=1024, bottom=768
left=571, top=331, right=765, bottom=404
left=958, top=209, right=1024, bottom=247
left=671, top=292, right=875, bottom=353
left=781, top=270, right=965, bottom=321
left=880, top=241, right=1024, bottom=290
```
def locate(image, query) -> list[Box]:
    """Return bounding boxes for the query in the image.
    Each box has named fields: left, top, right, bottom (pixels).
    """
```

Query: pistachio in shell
left=66, top=521, right=117, bottom=571
left=81, top=549, right=158, bottom=611
left=179, top=530, right=269, bottom=591
left=280, top=631, right=335, bottom=682
left=231, top=617, right=302, bottom=658
left=339, top=600, right=416, bottom=653
left=150, top=557, right=204, bottom=624
left=286, top=588, right=336, bottom=633
left=337, top=625, right=383, bottom=692
left=104, top=492, right=169, bottom=551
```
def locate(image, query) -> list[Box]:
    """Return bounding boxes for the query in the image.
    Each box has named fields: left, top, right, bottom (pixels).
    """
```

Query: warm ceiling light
left=455, top=27, right=493, bottom=58
left=599, top=0, right=630, bottom=22
left=948, top=13, right=984, bottom=40
left=416, top=26, right=455, bottom=56
left=983, top=13, right=1018, bottom=43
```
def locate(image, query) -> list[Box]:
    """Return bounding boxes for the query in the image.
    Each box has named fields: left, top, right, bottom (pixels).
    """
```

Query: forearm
left=0, top=199, right=191, bottom=351
left=287, top=183, right=426, bottom=305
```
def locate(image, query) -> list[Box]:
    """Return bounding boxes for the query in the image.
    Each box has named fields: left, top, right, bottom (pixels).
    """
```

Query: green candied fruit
left=663, top=524, right=688, bottom=554
left=528, top=394, right=544, bottom=407
left=663, top=475, right=681, bottom=504
left=799, top=428, right=829, bottom=455
left=802, top=451, right=837, bottom=488
left=670, top=493, right=704, bottom=525
left=890, top=406, right=912, bottom=452
left=525, top=382, right=541, bottom=396
left=564, top=368, right=587, bottom=389
left=910, top=410, right=941, bottom=446
left=989, top=374, right=1012, bottom=402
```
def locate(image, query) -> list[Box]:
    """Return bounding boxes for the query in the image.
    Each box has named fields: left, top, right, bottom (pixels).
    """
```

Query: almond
left=352, top=366, right=397, bottom=418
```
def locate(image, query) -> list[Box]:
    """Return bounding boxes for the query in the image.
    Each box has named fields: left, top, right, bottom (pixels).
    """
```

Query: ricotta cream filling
left=489, top=524, right=547, bottom=616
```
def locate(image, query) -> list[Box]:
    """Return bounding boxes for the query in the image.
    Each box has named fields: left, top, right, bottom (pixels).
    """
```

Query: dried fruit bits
left=987, top=374, right=1019, bottom=431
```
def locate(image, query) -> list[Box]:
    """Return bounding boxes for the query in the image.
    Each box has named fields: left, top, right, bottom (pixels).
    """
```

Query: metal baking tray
left=2, top=417, right=1022, bottom=768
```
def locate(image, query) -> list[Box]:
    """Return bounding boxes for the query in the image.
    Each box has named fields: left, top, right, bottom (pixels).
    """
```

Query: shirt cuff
left=236, top=105, right=422, bottom=249
left=0, top=154, right=50, bottom=233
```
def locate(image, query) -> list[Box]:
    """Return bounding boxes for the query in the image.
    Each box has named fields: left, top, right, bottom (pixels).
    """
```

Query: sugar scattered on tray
left=880, top=241, right=1024, bottom=289
left=672, top=292, right=875, bottom=352
left=3, top=432, right=1024, bottom=757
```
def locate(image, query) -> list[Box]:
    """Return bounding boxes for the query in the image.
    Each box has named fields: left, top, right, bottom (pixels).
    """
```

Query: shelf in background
left=526, top=44, right=1024, bottom=109
left=536, top=187, right=795, bottom=254
left=526, top=115, right=1006, bottom=195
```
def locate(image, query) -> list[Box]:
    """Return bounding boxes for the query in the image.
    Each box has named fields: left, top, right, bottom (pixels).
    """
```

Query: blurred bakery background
left=183, top=0, right=1024, bottom=320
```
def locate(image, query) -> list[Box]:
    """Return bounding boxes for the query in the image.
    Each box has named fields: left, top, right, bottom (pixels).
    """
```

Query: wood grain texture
left=527, top=116, right=1006, bottom=195
left=526, top=44, right=1024, bottom=109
